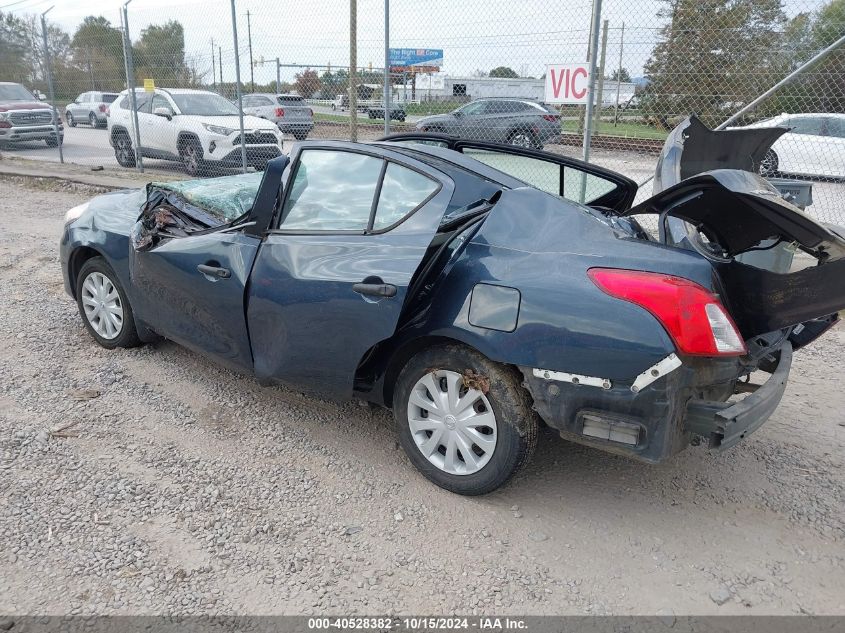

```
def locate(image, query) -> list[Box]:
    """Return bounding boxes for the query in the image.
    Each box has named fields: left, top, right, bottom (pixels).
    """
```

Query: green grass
left=403, top=101, right=461, bottom=116
left=561, top=119, right=668, bottom=140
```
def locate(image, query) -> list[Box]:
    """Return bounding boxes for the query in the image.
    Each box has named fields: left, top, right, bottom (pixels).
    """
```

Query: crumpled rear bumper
left=685, top=342, right=792, bottom=450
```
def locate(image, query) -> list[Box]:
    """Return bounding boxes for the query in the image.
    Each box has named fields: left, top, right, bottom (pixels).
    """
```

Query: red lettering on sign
left=571, top=67, right=588, bottom=99
left=550, top=68, right=568, bottom=99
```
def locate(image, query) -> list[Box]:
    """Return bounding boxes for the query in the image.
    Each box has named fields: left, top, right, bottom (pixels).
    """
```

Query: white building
left=408, top=73, right=636, bottom=105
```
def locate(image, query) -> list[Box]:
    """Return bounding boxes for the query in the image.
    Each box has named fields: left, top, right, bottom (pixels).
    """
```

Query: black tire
left=66, top=112, right=76, bottom=127
left=179, top=138, right=204, bottom=176
left=293, top=130, right=308, bottom=141
left=45, top=135, right=62, bottom=147
left=113, top=131, right=136, bottom=167
left=393, top=344, right=538, bottom=495
left=89, top=112, right=98, bottom=127
left=75, top=256, right=142, bottom=349
left=508, top=129, right=538, bottom=149
left=760, top=149, right=778, bottom=177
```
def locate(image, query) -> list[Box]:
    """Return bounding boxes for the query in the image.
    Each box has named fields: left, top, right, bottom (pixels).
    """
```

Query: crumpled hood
left=653, top=116, right=787, bottom=194
left=0, top=101, right=51, bottom=112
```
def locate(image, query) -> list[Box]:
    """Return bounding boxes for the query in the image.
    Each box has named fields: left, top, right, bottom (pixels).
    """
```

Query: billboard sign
left=389, top=48, right=443, bottom=73
left=545, top=63, right=590, bottom=104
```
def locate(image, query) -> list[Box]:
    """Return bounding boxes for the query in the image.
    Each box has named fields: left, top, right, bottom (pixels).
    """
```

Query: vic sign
left=545, top=64, right=590, bottom=104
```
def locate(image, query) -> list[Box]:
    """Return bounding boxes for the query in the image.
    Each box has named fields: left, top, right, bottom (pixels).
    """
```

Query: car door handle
left=352, top=282, right=397, bottom=298
left=197, top=264, right=231, bottom=279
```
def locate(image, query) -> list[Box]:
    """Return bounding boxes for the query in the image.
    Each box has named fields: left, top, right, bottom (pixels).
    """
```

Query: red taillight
left=99, top=104, right=107, bottom=112
left=588, top=268, right=746, bottom=356
left=542, top=114, right=558, bottom=122
left=275, top=107, right=284, bottom=117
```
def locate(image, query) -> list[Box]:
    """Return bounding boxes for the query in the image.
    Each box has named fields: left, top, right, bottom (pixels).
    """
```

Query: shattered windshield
left=148, top=172, right=264, bottom=222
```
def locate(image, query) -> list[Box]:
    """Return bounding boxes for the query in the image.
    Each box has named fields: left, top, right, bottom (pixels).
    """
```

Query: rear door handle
left=197, top=264, right=231, bottom=279
left=352, top=282, right=397, bottom=298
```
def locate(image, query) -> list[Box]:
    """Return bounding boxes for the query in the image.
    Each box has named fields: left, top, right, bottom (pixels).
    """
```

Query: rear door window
left=787, top=118, right=824, bottom=136
left=373, top=164, right=439, bottom=230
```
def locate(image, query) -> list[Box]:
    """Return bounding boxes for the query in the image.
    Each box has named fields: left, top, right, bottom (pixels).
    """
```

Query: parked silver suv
left=65, top=91, right=120, bottom=128
left=241, top=93, right=313, bottom=140
left=416, top=98, right=561, bottom=149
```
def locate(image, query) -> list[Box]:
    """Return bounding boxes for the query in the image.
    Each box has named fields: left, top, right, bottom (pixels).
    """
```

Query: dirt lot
left=1, top=176, right=844, bottom=616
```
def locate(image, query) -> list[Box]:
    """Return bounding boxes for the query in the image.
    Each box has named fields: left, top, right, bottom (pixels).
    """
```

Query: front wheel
left=393, top=344, right=538, bottom=495
left=66, top=112, right=76, bottom=127
left=45, top=135, right=62, bottom=147
left=180, top=139, right=204, bottom=176
left=75, top=257, right=141, bottom=349
left=760, top=149, right=778, bottom=177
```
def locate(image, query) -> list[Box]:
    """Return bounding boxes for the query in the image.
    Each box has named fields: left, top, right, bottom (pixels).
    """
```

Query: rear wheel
left=393, top=344, right=538, bottom=495
left=114, top=132, right=136, bottom=167
left=293, top=130, right=309, bottom=141
left=179, top=138, right=204, bottom=176
left=66, top=112, right=76, bottom=127
left=760, top=149, right=778, bottom=177
left=45, top=135, right=62, bottom=147
left=509, top=129, right=537, bottom=149
left=75, top=257, right=141, bottom=349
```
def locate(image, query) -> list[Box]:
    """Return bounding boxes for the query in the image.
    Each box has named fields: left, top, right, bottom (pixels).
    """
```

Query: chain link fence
left=1, top=0, right=842, bottom=222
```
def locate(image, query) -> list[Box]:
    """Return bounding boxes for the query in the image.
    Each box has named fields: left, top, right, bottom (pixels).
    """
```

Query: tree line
left=0, top=12, right=206, bottom=102
left=642, top=0, right=844, bottom=127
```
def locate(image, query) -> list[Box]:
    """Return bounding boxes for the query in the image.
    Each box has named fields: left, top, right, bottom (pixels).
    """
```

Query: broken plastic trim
left=630, top=353, right=682, bottom=393
left=532, top=368, right=612, bottom=390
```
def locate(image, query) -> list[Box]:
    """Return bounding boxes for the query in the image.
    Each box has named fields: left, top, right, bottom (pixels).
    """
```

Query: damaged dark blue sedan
left=60, top=118, right=845, bottom=495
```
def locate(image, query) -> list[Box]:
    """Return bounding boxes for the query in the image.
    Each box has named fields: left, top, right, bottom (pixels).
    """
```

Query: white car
left=107, top=88, right=283, bottom=176
left=738, top=113, right=845, bottom=180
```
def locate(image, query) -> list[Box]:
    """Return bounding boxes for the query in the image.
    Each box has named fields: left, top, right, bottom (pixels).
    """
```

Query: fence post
left=40, top=7, right=63, bottom=164
left=349, top=0, right=358, bottom=142
left=230, top=0, right=248, bottom=173
left=122, top=1, right=143, bottom=172
left=613, top=23, right=624, bottom=127
left=593, top=19, right=609, bottom=135
left=276, top=58, right=281, bottom=94
left=580, top=0, right=603, bottom=202
left=383, top=0, right=390, bottom=136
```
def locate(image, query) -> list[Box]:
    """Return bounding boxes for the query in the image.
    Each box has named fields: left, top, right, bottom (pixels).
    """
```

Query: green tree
left=609, top=68, right=631, bottom=82
left=133, top=21, right=197, bottom=87
left=0, top=11, right=32, bottom=84
left=488, top=66, right=519, bottom=78
left=643, top=0, right=786, bottom=127
left=71, top=16, right=126, bottom=92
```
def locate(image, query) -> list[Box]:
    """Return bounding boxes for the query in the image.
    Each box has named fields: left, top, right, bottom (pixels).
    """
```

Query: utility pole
left=211, top=38, right=217, bottom=90
left=40, top=6, right=63, bottom=163
left=349, top=0, right=358, bottom=141
left=219, top=45, right=223, bottom=89
left=613, top=23, right=625, bottom=126
left=593, top=19, right=609, bottom=134
left=383, top=0, right=390, bottom=135
left=275, top=57, right=281, bottom=94
left=579, top=0, right=603, bottom=202
left=230, top=0, right=247, bottom=172
left=245, top=10, right=254, bottom=92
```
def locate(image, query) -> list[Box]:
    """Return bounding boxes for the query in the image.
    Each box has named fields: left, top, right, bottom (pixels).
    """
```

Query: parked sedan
left=60, top=119, right=844, bottom=495
left=241, top=93, right=314, bottom=140
left=736, top=113, right=845, bottom=179
left=416, top=98, right=560, bottom=148
left=65, top=91, right=120, bottom=128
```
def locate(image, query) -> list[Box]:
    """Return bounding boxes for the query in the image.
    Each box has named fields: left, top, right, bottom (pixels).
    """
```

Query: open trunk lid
left=625, top=116, right=845, bottom=339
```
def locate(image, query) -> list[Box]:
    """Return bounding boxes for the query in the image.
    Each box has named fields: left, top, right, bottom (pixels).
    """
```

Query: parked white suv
left=108, top=88, right=283, bottom=176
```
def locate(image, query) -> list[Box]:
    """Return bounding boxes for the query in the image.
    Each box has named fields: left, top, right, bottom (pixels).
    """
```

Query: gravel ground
left=1, top=176, right=844, bottom=616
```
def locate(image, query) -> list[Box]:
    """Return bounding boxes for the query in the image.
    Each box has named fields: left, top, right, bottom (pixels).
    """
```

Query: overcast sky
left=7, top=0, right=829, bottom=85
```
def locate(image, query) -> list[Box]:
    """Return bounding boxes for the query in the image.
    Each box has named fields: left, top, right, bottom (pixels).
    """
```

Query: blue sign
left=388, top=48, right=443, bottom=69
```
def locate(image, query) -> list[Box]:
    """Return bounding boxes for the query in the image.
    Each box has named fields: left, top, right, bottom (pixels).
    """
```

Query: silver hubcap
left=184, top=146, right=198, bottom=172
left=407, top=370, right=498, bottom=476
left=511, top=133, right=532, bottom=148
left=81, top=272, right=123, bottom=340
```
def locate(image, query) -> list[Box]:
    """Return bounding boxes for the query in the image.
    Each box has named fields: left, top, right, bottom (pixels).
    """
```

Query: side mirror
left=38, top=92, right=47, bottom=101
left=453, top=110, right=463, bottom=117
left=154, top=106, right=173, bottom=120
